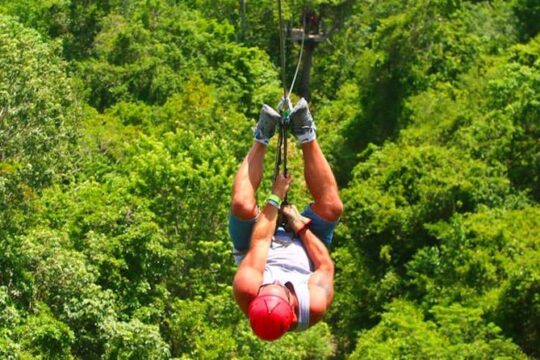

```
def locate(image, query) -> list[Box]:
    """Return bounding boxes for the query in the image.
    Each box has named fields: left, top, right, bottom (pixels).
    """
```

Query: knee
left=231, top=195, right=258, bottom=220
left=327, top=198, right=344, bottom=221
left=315, top=198, right=343, bottom=222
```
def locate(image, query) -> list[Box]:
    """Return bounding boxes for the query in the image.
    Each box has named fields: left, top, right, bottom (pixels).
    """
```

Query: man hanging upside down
left=229, top=98, right=343, bottom=341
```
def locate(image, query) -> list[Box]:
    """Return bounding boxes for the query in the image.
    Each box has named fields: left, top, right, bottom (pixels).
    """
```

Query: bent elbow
left=322, top=260, right=335, bottom=276
left=315, top=257, right=334, bottom=277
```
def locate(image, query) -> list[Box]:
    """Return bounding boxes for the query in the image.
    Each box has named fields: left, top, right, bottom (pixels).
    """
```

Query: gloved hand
left=289, top=98, right=316, bottom=143
left=277, top=96, right=293, bottom=112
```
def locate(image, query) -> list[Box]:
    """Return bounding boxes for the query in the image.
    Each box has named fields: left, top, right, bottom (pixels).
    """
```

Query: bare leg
left=302, top=140, right=343, bottom=221
left=231, top=142, right=267, bottom=220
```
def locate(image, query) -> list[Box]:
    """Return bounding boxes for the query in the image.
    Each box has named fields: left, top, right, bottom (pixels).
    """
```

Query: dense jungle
left=0, top=0, right=539, bottom=358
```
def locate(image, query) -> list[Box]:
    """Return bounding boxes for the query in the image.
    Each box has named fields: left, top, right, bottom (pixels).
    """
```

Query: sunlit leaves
left=350, top=300, right=526, bottom=359
left=1, top=1, right=540, bottom=358
left=78, top=2, right=280, bottom=113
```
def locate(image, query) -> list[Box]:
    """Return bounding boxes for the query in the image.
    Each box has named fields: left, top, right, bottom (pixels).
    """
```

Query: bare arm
left=299, top=228, right=334, bottom=324
left=283, top=205, right=334, bottom=324
left=233, top=174, right=292, bottom=315
left=233, top=202, right=278, bottom=314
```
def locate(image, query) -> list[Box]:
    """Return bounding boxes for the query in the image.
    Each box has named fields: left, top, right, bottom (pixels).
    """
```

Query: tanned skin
left=231, top=139, right=343, bottom=328
left=233, top=174, right=291, bottom=316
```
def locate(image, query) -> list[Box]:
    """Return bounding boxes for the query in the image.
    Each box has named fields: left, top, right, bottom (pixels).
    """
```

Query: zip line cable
left=289, top=12, right=306, bottom=96
left=275, top=0, right=306, bottom=208
left=275, top=0, right=289, bottom=199
left=277, top=0, right=306, bottom=98
left=277, top=0, right=288, bottom=100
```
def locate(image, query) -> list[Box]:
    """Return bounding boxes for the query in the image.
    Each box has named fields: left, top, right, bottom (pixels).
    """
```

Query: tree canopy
left=0, top=0, right=539, bottom=358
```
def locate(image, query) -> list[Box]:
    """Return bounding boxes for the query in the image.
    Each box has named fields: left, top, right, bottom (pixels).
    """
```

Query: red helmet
left=248, top=294, right=294, bottom=341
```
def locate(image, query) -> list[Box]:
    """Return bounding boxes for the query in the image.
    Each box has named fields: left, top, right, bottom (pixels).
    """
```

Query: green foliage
left=496, top=250, right=540, bottom=358
left=0, top=15, right=78, bottom=185
left=513, top=0, right=540, bottom=41
left=0, top=20, right=83, bottom=359
left=0, top=0, right=71, bottom=39
left=317, top=0, right=518, bottom=184
left=166, top=294, right=241, bottom=358
left=101, top=318, right=170, bottom=360
left=16, top=306, right=75, bottom=359
left=407, top=207, right=540, bottom=305
left=350, top=300, right=526, bottom=359
left=0, top=15, right=79, bottom=243
left=165, top=292, right=335, bottom=359
left=0, top=286, right=21, bottom=346
left=343, top=144, right=511, bottom=272
left=1, top=1, right=540, bottom=358
left=350, top=300, right=448, bottom=360
left=76, top=1, right=280, bottom=114
left=402, top=34, right=540, bottom=199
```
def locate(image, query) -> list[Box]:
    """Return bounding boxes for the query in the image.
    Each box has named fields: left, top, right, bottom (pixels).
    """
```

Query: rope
left=275, top=0, right=307, bottom=208
left=277, top=0, right=288, bottom=100
left=288, top=11, right=306, bottom=96
left=275, top=0, right=290, bottom=208
left=278, top=0, right=306, bottom=97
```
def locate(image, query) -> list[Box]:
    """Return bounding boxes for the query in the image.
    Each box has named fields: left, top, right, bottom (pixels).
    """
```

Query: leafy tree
left=513, top=0, right=540, bottom=41
left=0, top=14, right=78, bottom=218
left=166, top=292, right=335, bottom=359
left=15, top=305, right=74, bottom=359
left=0, top=18, right=81, bottom=350
left=77, top=1, right=280, bottom=114
left=101, top=318, right=170, bottom=360
left=342, top=143, right=511, bottom=272
left=1, top=1, right=539, bottom=358
left=0, top=0, right=121, bottom=59
left=316, top=0, right=517, bottom=184
left=350, top=300, right=526, bottom=359
left=496, top=250, right=540, bottom=358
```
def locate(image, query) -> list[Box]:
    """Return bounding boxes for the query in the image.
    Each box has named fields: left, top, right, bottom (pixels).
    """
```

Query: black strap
left=274, top=111, right=290, bottom=204
left=275, top=0, right=291, bottom=230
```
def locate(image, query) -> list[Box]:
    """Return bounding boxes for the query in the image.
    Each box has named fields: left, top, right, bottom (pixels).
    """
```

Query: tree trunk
left=299, top=42, right=316, bottom=100
left=238, top=0, right=247, bottom=42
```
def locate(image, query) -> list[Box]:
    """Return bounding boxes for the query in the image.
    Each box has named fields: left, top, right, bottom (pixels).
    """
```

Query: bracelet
left=295, top=219, right=312, bottom=236
left=267, top=199, right=280, bottom=209
left=267, top=194, right=282, bottom=208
